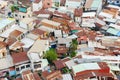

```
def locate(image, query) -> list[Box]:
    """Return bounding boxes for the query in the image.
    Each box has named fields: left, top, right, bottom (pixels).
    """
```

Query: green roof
left=107, top=28, right=120, bottom=35
left=91, top=0, right=101, bottom=8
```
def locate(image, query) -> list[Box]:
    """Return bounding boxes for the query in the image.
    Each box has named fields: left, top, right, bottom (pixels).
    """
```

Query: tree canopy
left=44, top=48, right=57, bottom=63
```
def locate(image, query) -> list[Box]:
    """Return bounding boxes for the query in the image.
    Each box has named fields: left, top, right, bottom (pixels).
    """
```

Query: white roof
left=29, top=53, right=40, bottom=62
left=107, top=5, right=120, bottom=10
left=20, top=18, right=34, bottom=24
left=99, top=12, right=113, bottom=19
left=21, top=38, right=34, bottom=48
left=82, top=18, right=95, bottom=27
left=38, top=26, right=55, bottom=32
left=28, top=39, right=49, bottom=56
left=82, top=12, right=96, bottom=17
left=109, top=23, right=120, bottom=30
left=0, top=24, right=27, bottom=38
left=67, top=34, right=78, bottom=39
left=62, top=74, right=73, bottom=80
left=0, top=57, right=13, bottom=70
left=72, top=63, right=100, bottom=74
left=82, top=55, right=120, bottom=61
left=26, top=33, right=39, bottom=40
left=41, top=19, right=61, bottom=27
left=95, top=18, right=106, bottom=26
left=38, top=14, right=50, bottom=18
left=54, top=30, right=62, bottom=38
left=0, top=1, right=8, bottom=9
left=65, top=59, right=77, bottom=69
left=103, top=19, right=117, bottom=23
left=0, top=18, right=15, bottom=30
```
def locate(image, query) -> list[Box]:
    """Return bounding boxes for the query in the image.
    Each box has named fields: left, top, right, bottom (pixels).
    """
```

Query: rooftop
left=11, top=52, right=29, bottom=65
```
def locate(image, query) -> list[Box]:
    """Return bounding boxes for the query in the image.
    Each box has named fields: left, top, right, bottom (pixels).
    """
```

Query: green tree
left=44, top=48, right=57, bottom=63
left=11, top=6, right=15, bottom=12
left=69, top=39, right=78, bottom=52
left=70, top=51, right=77, bottom=58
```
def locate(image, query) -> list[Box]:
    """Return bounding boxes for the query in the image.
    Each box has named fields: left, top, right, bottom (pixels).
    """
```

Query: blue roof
left=9, top=71, right=16, bottom=76
left=117, top=31, right=120, bottom=36
left=106, top=28, right=120, bottom=35
left=19, top=7, right=27, bottom=13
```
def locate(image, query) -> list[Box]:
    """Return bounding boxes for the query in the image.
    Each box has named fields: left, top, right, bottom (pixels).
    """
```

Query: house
left=20, top=38, right=35, bottom=52
left=0, top=1, right=8, bottom=9
left=53, top=58, right=70, bottom=70
left=42, top=0, right=52, bottom=9
left=9, top=30, right=23, bottom=41
left=57, top=38, right=72, bottom=47
left=81, top=12, right=96, bottom=28
left=31, top=28, right=47, bottom=38
left=0, top=18, right=15, bottom=33
left=52, top=0, right=60, bottom=7
left=11, top=52, right=30, bottom=74
left=74, top=8, right=83, bottom=24
left=0, top=42, right=13, bottom=71
left=54, top=30, right=63, bottom=38
left=84, top=0, right=102, bottom=14
left=32, top=0, right=43, bottom=11
left=42, top=70, right=63, bottom=80
left=22, top=70, right=41, bottom=80
left=20, top=18, right=36, bottom=30
left=41, top=19, right=61, bottom=30
left=62, top=74, right=73, bottom=80
left=65, top=0, right=83, bottom=10
left=28, top=52, right=49, bottom=72
left=107, top=0, right=120, bottom=6
left=28, top=39, right=49, bottom=57
left=72, top=62, right=116, bottom=80
left=33, top=9, right=53, bottom=19
left=56, top=46, right=68, bottom=57
left=0, top=41, right=8, bottom=59
left=13, top=6, right=32, bottom=19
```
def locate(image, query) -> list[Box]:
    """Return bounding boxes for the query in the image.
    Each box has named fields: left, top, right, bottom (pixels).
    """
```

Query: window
left=15, top=14, right=17, bottom=17
left=21, top=66, right=25, bottom=69
left=34, top=64, right=41, bottom=69
left=47, top=3, right=50, bottom=5
left=23, top=16, right=25, bottom=18
left=2, top=53, right=5, bottom=57
left=26, top=65, right=30, bottom=68
left=116, top=1, right=119, bottom=3
left=16, top=68, right=19, bottom=71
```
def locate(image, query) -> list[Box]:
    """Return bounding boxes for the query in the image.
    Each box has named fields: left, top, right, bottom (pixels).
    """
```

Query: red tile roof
left=53, top=60, right=66, bottom=69
left=9, top=30, right=23, bottom=37
left=22, top=70, right=41, bottom=80
left=31, top=28, right=46, bottom=36
left=54, top=11, right=71, bottom=20
left=74, top=8, right=83, bottom=17
left=11, top=52, right=29, bottom=64
left=56, top=46, right=68, bottom=54
left=42, top=70, right=62, bottom=80
left=34, top=0, right=41, bottom=3
left=0, top=41, right=7, bottom=49
left=33, top=9, right=53, bottom=15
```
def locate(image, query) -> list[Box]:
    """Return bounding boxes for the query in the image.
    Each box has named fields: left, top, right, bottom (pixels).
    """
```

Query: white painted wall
left=32, top=1, right=43, bottom=11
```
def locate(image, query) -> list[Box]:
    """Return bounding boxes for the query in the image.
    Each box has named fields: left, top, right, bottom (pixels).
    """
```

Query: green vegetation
left=44, top=48, right=57, bottom=63
left=11, top=5, right=19, bottom=12
left=11, top=6, right=15, bottom=12
left=55, top=2, right=59, bottom=7
left=62, top=67, right=71, bottom=74
left=70, top=51, right=77, bottom=58
left=69, top=39, right=78, bottom=57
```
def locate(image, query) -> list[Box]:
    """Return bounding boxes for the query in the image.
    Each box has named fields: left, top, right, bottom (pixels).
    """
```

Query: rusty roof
left=11, top=52, right=29, bottom=64
left=74, top=8, right=83, bottom=17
